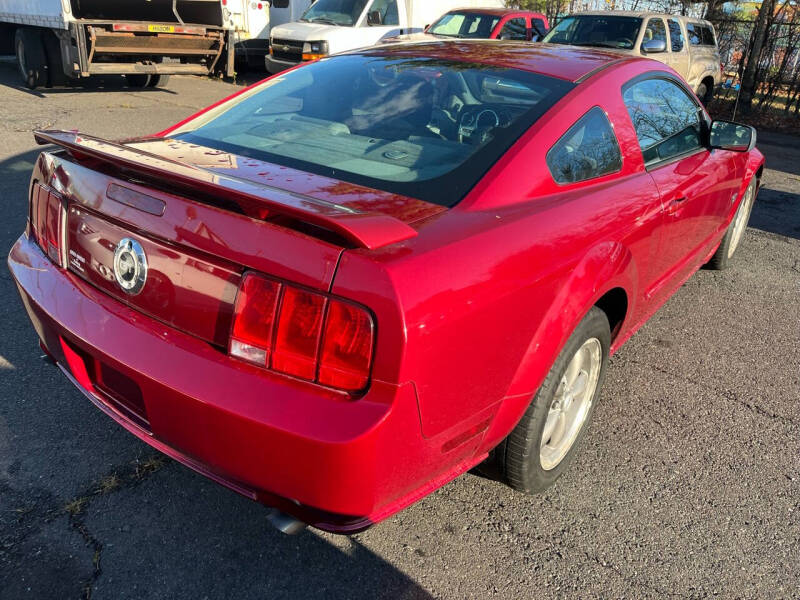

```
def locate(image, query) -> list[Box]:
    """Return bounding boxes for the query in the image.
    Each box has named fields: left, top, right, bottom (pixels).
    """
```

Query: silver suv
left=543, top=12, right=722, bottom=104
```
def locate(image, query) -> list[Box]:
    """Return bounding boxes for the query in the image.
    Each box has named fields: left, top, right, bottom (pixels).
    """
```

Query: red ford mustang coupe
left=9, top=42, right=763, bottom=534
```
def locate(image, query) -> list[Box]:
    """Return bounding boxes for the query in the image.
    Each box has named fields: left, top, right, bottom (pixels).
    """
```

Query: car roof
left=444, top=8, right=544, bottom=17
left=573, top=10, right=712, bottom=24
left=357, top=40, right=638, bottom=83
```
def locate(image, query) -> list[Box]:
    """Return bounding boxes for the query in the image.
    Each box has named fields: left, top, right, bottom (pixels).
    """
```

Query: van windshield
left=300, top=0, right=369, bottom=26
left=543, top=15, right=642, bottom=50
left=172, top=53, right=573, bottom=206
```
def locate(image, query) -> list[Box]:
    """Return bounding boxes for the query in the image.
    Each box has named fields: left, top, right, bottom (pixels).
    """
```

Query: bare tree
left=738, top=0, right=777, bottom=111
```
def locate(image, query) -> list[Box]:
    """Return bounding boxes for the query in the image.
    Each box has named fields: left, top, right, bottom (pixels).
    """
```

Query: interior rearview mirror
left=641, top=39, right=666, bottom=53
left=709, top=120, right=756, bottom=152
left=367, top=10, right=382, bottom=26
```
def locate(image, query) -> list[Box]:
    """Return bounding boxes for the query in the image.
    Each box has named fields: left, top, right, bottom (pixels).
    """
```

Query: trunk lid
left=36, top=130, right=444, bottom=348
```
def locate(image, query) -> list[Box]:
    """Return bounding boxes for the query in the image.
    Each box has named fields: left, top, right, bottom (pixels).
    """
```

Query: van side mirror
left=641, top=39, right=666, bottom=53
left=709, top=120, right=756, bottom=152
left=367, top=10, right=383, bottom=26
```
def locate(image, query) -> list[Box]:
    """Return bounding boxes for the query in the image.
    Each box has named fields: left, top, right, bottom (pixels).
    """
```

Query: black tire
left=696, top=79, right=714, bottom=106
left=146, top=74, right=171, bottom=88
left=502, top=307, right=611, bottom=494
left=42, top=32, right=67, bottom=87
left=15, top=28, right=47, bottom=89
left=126, top=74, right=151, bottom=88
left=707, top=178, right=757, bottom=270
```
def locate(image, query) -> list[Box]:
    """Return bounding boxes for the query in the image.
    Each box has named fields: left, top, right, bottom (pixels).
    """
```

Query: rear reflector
left=230, top=274, right=281, bottom=366
left=30, top=182, right=63, bottom=267
left=318, top=300, right=374, bottom=391
left=229, top=272, right=374, bottom=393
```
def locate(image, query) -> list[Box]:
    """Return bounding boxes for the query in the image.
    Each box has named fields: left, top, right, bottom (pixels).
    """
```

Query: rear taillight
left=318, top=300, right=374, bottom=390
left=30, top=182, right=63, bottom=267
left=229, top=272, right=375, bottom=393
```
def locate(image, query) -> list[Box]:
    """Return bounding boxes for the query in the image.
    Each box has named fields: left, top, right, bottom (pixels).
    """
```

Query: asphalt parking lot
left=0, top=65, right=798, bottom=599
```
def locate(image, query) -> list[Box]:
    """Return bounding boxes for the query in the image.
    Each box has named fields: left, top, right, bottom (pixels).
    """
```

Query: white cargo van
left=226, top=0, right=311, bottom=68
left=266, top=0, right=504, bottom=73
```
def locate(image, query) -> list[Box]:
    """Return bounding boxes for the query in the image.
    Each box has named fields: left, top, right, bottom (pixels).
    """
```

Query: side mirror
left=367, top=10, right=382, bottom=26
left=641, top=39, right=666, bottom=53
left=709, top=120, right=756, bottom=152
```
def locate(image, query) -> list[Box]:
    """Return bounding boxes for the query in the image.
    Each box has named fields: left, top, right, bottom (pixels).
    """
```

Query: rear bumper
left=8, top=234, right=484, bottom=532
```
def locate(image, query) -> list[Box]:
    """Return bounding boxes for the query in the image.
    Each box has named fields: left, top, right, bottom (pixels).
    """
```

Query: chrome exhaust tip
left=266, top=508, right=307, bottom=535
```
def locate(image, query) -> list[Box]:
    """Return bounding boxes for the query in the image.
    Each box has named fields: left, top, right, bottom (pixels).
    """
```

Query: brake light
left=229, top=272, right=374, bottom=392
left=30, top=182, right=63, bottom=267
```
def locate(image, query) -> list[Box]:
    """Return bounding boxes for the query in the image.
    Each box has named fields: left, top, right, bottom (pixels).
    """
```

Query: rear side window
left=532, top=18, right=547, bottom=37
left=546, top=107, right=622, bottom=184
left=701, top=26, right=716, bottom=46
left=668, top=19, right=684, bottom=52
left=687, top=23, right=715, bottom=46
left=623, top=77, right=703, bottom=165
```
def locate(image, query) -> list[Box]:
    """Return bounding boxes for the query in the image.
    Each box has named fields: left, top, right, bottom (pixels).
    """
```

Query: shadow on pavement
left=750, top=131, right=800, bottom=240
left=0, top=57, right=178, bottom=95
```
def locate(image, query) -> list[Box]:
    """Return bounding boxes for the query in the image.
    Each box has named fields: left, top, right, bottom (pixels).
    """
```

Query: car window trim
left=621, top=71, right=710, bottom=172
left=645, top=146, right=707, bottom=172
left=545, top=105, right=624, bottom=187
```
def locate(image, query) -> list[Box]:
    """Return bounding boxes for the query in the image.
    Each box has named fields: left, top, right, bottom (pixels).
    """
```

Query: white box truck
left=0, top=0, right=235, bottom=88
left=266, top=0, right=504, bottom=73
left=224, top=0, right=310, bottom=69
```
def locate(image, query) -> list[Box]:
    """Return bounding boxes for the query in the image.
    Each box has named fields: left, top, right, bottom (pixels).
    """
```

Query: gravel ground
left=0, top=65, right=798, bottom=600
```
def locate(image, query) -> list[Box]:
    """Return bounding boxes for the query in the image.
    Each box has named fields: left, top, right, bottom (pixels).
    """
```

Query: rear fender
left=478, top=241, right=636, bottom=452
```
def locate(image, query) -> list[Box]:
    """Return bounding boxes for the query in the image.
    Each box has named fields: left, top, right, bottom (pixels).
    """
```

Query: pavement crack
left=628, top=358, right=799, bottom=428
left=1, top=454, right=168, bottom=598
left=66, top=504, right=103, bottom=600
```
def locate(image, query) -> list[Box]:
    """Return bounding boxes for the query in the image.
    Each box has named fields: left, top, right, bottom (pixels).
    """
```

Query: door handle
left=666, top=196, right=688, bottom=216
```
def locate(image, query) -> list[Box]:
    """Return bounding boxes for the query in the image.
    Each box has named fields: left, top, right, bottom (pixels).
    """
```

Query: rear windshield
left=428, top=11, right=502, bottom=38
left=173, top=54, right=572, bottom=206
left=543, top=15, right=643, bottom=50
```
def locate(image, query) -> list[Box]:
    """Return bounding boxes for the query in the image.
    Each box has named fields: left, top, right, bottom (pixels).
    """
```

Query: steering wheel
left=368, top=64, right=398, bottom=88
left=459, top=108, right=501, bottom=144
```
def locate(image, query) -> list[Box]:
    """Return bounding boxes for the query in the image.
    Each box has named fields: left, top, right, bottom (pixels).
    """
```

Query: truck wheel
left=147, top=75, right=171, bottom=88
left=696, top=79, right=714, bottom=105
left=15, top=28, right=47, bottom=89
left=707, top=178, right=757, bottom=270
left=126, top=74, right=151, bottom=88
left=502, top=307, right=610, bottom=494
left=42, top=32, right=67, bottom=87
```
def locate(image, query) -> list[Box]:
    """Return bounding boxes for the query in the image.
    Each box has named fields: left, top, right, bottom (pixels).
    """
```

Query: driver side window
left=498, top=18, right=528, bottom=40
left=643, top=18, right=667, bottom=48
left=367, top=0, right=399, bottom=26
left=623, top=78, right=703, bottom=165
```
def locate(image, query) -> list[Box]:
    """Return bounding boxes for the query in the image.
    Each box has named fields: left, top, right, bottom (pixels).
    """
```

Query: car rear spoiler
left=33, top=130, right=419, bottom=250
